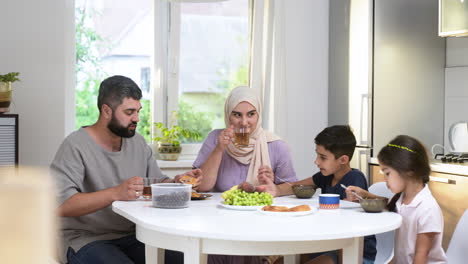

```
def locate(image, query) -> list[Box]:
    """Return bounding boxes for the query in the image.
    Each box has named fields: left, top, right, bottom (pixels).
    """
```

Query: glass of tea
left=142, top=177, right=159, bottom=200
left=234, top=127, right=251, bottom=147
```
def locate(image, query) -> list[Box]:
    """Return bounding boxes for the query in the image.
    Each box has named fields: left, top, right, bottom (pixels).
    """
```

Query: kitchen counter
left=369, top=157, right=468, bottom=176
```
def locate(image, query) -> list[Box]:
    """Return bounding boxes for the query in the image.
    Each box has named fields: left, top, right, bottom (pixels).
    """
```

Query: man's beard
left=107, top=115, right=137, bottom=138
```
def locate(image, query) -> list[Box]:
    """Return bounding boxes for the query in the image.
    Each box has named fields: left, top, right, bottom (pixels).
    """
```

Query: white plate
left=219, top=202, right=264, bottom=211
left=257, top=206, right=318, bottom=216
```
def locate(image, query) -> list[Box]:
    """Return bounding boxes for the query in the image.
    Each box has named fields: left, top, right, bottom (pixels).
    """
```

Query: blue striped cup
left=319, top=194, right=340, bottom=209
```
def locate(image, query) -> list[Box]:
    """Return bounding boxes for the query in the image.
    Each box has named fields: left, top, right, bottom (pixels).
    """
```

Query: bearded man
left=51, top=75, right=200, bottom=264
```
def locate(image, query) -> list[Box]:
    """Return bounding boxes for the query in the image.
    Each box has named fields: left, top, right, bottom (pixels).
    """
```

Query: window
left=156, top=0, right=251, bottom=148
left=140, top=67, right=151, bottom=93
left=75, top=0, right=154, bottom=141
left=75, top=0, right=251, bottom=148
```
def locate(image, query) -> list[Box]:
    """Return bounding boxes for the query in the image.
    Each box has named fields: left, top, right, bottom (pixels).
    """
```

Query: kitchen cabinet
left=370, top=164, right=384, bottom=185
left=439, top=0, right=468, bottom=37
left=370, top=164, right=468, bottom=250
left=0, top=114, right=18, bottom=166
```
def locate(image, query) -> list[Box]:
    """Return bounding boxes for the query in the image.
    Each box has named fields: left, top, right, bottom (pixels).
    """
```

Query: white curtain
left=249, top=0, right=287, bottom=136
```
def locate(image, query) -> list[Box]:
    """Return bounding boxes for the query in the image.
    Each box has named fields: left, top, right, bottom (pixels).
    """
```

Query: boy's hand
left=258, top=166, right=274, bottom=183
left=256, top=174, right=278, bottom=197
left=345, top=185, right=367, bottom=202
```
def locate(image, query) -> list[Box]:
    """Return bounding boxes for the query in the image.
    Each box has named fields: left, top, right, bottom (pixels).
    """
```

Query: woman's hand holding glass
left=217, top=125, right=234, bottom=150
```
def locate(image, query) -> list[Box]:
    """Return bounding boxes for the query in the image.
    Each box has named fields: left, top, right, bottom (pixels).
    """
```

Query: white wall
left=0, top=0, right=75, bottom=166
left=280, top=0, right=329, bottom=179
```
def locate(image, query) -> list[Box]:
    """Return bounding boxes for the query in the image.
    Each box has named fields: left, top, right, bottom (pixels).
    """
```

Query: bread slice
left=180, top=175, right=197, bottom=186
left=289, top=205, right=311, bottom=212
left=261, top=204, right=311, bottom=212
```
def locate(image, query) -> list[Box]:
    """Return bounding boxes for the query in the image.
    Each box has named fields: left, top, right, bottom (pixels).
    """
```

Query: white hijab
left=224, top=86, right=281, bottom=186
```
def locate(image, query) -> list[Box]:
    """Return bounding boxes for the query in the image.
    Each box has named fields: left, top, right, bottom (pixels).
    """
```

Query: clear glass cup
left=142, top=177, right=159, bottom=200
left=234, top=127, right=250, bottom=147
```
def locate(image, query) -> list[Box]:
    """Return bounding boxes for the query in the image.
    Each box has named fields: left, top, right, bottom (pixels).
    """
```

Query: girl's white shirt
left=394, top=184, right=448, bottom=264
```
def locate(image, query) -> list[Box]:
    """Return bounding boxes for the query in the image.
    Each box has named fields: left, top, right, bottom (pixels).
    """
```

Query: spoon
left=340, top=184, right=364, bottom=200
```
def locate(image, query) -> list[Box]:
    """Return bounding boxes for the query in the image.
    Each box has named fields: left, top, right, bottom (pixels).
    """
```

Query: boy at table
left=258, top=125, right=376, bottom=264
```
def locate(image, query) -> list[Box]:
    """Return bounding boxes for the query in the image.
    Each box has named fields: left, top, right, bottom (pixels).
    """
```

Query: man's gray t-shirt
left=51, top=127, right=168, bottom=260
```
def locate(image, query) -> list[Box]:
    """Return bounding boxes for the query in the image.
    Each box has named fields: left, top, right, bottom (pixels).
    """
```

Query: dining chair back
left=446, top=209, right=468, bottom=262
left=369, top=182, right=396, bottom=264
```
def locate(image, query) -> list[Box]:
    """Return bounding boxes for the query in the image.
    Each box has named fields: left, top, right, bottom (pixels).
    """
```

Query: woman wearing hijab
left=194, top=86, right=297, bottom=192
left=193, top=86, right=297, bottom=264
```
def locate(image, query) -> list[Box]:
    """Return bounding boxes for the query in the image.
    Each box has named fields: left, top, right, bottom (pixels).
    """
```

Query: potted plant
left=153, top=111, right=202, bottom=161
left=0, top=72, right=20, bottom=114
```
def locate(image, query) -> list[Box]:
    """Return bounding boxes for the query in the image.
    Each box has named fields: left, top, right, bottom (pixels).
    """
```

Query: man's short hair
left=314, top=125, right=357, bottom=160
left=97, top=75, right=142, bottom=112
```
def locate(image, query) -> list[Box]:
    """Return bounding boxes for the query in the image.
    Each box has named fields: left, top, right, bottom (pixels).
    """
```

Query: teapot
left=448, top=121, right=468, bottom=154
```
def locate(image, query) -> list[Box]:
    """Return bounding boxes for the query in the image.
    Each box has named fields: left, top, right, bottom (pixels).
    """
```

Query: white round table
left=112, top=193, right=401, bottom=264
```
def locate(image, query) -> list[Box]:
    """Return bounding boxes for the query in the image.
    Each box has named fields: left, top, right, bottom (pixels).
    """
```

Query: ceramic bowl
left=360, top=197, right=388, bottom=213
left=292, top=184, right=316, bottom=199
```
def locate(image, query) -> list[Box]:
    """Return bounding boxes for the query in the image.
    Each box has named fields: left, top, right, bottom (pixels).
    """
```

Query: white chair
left=369, top=182, right=396, bottom=264
left=446, top=209, right=468, bottom=263
left=369, top=182, right=394, bottom=199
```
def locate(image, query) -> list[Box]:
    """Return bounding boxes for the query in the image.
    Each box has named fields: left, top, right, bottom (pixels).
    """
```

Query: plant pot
left=0, top=82, right=12, bottom=114
left=157, top=142, right=182, bottom=161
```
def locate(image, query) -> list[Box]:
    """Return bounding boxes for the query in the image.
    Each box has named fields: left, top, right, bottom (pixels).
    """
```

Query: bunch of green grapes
left=222, top=186, right=273, bottom=206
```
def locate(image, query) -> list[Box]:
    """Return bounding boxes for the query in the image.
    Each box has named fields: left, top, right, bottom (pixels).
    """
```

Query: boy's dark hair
left=378, top=135, right=431, bottom=212
left=97, top=75, right=142, bottom=112
left=314, top=125, right=356, bottom=160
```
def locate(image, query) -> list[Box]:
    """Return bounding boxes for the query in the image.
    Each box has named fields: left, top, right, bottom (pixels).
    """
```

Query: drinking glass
left=142, top=177, right=159, bottom=200
left=234, top=127, right=250, bottom=147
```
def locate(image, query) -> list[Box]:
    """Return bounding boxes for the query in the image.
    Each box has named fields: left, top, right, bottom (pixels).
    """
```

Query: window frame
left=152, top=0, right=252, bottom=158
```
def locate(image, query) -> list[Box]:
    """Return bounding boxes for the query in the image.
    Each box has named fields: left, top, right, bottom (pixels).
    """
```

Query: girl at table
left=346, top=135, right=447, bottom=264
left=194, top=86, right=298, bottom=264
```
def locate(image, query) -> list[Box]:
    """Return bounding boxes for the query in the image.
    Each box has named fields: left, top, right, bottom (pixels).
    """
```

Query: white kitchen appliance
left=330, top=0, right=445, bottom=176
left=448, top=121, right=468, bottom=154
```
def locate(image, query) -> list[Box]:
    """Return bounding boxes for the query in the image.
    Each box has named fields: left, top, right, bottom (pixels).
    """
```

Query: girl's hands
left=345, top=186, right=368, bottom=202
left=216, top=125, right=234, bottom=151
